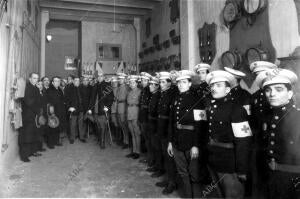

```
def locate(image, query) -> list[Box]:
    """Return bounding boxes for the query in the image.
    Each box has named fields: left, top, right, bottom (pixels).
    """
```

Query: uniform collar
left=211, top=95, right=230, bottom=104
left=270, top=101, right=296, bottom=112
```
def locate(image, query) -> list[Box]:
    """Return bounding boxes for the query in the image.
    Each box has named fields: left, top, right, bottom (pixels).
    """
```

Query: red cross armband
left=231, top=121, right=253, bottom=138
left=193, top=109, right=207, bottom=121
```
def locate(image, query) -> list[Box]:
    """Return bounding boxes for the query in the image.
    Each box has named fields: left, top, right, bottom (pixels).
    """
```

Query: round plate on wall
left=242, top=0, right=267, bottom=15
left=245, top=47, right=268, bottom=65
left=221, top=50, right=242, bottom=69
left=223, top=0, right=240, bottom=24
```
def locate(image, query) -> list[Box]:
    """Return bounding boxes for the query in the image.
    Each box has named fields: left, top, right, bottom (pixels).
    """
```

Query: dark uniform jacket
left=89, top=81, right=114, bottom=115
left=139, top=86, right=151, bottom=123
left=157, top=86, right=178, bottom=139
left=19, top=82, right=42, bottom=143
left=207, top=96, right=252, bottom=174
left=261, top=102, right=300, bottom=167
left=230, top=85, right=251, bottom=116
left=65, top=85, right=83, bottom=115
left=148, top=91, right=161, bottom=131
left=46, top=85, right=67, bottom=127
left=79, top=84, right=91, bottom=113
left=168, top=90, right=208, bottom=151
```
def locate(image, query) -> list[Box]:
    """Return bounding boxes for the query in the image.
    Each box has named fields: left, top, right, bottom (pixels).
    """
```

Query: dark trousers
left=147, top=120, right=156, bottom=164
left=95, top=115, right=107, bottom=147
left=152, top=134, right=164, bottom=171
left=267, top=170, right=300, bottom=199
left=19, top=143, right=33, bottom=160
left=173, top=147, right=201, bottom=198
left=161, top=138, right=177, bottom=185
left=46, top=126, right=60, bottom=147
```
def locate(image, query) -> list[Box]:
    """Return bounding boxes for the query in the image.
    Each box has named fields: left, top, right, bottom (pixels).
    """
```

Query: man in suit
left=19, top=72, right=42, bottom=162
left=88, top=72, right=114, bottom=149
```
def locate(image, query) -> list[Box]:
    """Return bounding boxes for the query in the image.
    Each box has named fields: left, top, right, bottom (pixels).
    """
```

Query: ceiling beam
left=49, top=13, right=134, bottom=24
left=53, top=0, right=161, bottom=10
left=46, top=8, right=136, bottom=21
left=40, top=0, right=150, bottom=16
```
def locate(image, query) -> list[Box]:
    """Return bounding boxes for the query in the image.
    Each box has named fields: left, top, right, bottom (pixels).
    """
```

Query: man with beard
left=19, top=73, right=42, bottom=162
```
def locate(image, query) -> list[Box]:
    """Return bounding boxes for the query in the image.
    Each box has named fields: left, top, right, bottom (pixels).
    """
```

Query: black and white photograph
left=0, top=0, right=300, bottom=198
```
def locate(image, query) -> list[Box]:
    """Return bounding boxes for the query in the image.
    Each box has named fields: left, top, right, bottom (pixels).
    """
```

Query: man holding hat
left=126, top=75, right=142, bottom=159
left=255, top=68, right=300, bottom=199
left=205, top=70, right=253, bottom=198
left=139, top=72, right=152, bottom=163
left=167, top=70, right=208, bottom=198
left=116, top=73, right=130, bottom=149
left=153, top=71, right=178, bottom=195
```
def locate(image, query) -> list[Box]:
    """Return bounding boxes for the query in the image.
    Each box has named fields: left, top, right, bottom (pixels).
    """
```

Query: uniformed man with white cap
left=153, top=71, right=178, bottom=195
left=224, top=67, right=251, bottom=116
left=167, top=70, right=208, bottom=198
left=126, top=75, right=142, bottom=159
left=138, top=72, right=152, bottom=164
left=116, top=73, right=130, bottom=148
left=205, top=70, right=253, bottom=198
left=147, top=76, right=161, bottom=169
left=193, top=63, right=211, bottom=100
left=110, top=76, right=120, bottom=143
left=255, top=68, right=300, bottom=199
left=250, top=61, right=278, bottom=196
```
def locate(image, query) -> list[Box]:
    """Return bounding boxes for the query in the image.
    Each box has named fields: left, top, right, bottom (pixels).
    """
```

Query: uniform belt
left=128, top=104, right=138, bottom=107
left=117, top=100, right=126, bottom=103
left=158, top=115, right=169, bottom=120
left=176, top=123, right=194, bottom=130
left=268, top=161, right=300, bottom=173
left=141, top=105, right=148, bottom=109
left=148, top=116, right=157, bottom=120
left=208, top=138, right=234, bottom=149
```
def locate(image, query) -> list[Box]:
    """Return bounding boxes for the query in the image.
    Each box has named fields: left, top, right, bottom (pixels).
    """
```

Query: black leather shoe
left=70, top=140, right=74, bottom=144
left=139, top=158, right=147, bottom=163
left=162, top=183, right=177, bottom=195
left=38, top=148, right=46, bottom=152
left=56, top=143, right=63, bottom=146
left=48, top=145, right=54, bottom=149
left=132, top=153, right=140, bottom=159
left=155, top=181, right=168, bottom=187
left=21, top=157, right=30, bottom=162
left=151, top=170, right=165, bottom=178
left=122, top=144, right=129, bottom=149
left=80, top=139, right=87, bottom=143
left=32, top=153, right=42, bottom=157
left=126, top=153, right=134, bottom=158
left=146, top=167, right=158, bottom=172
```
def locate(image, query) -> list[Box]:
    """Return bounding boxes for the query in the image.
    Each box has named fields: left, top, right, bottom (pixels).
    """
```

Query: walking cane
left=104, top=110, right=113, bottom=145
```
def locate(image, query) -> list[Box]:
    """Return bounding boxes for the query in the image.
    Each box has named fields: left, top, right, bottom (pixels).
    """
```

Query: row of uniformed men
left=103, top=61, right=299, bottom=199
